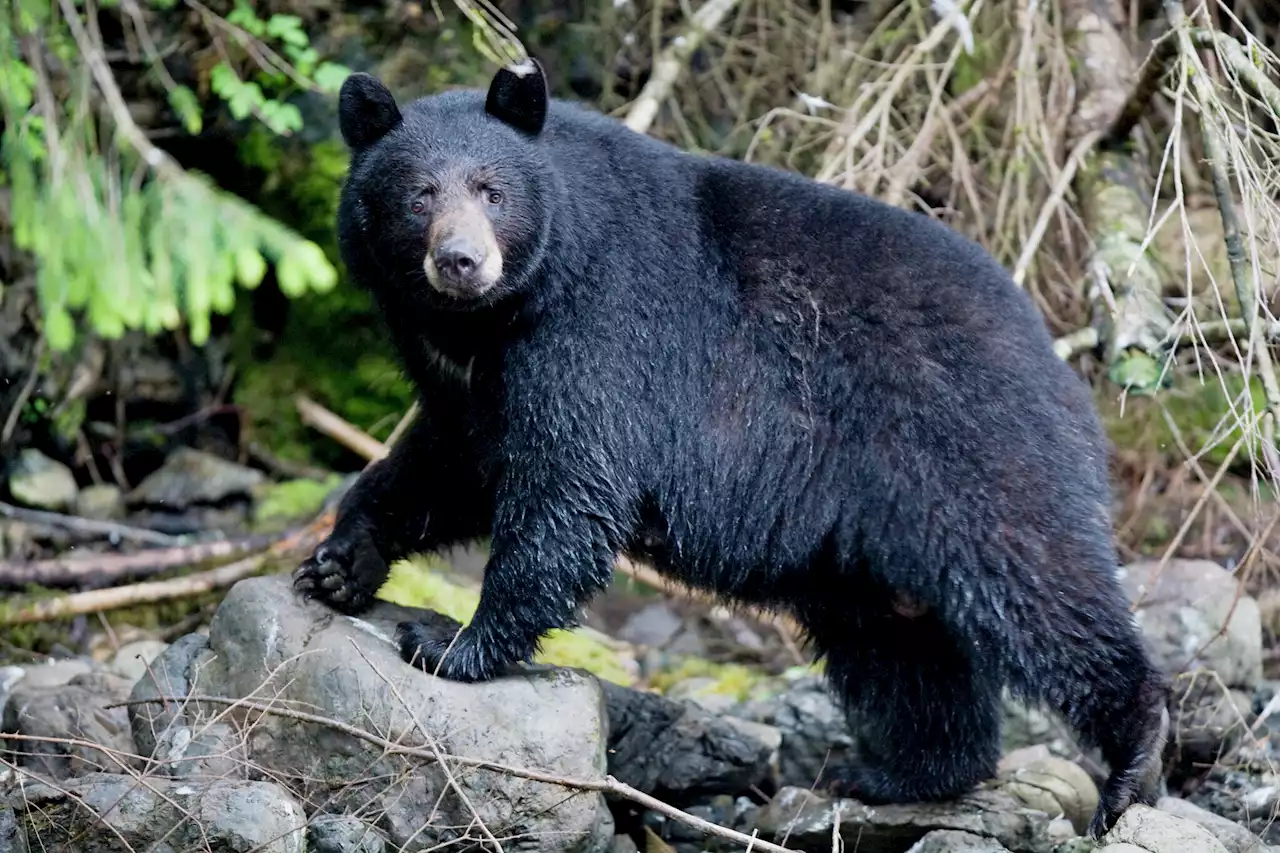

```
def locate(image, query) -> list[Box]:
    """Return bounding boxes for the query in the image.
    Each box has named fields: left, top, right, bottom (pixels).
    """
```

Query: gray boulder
left=128, top=573, right=615, bottom=853
left=1119, top=559, right=1262, bottom=689
left=5, top=773, right=305, bottom=853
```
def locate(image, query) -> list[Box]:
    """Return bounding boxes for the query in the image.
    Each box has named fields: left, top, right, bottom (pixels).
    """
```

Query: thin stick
left=1164, top=9, right=1280, bottom=472
left=623, top=0, right=744, bottom=135
left=57, top=0, right=184, bottom=180
left=383, top=401, right=420, bottom=451
left=295, top=395, right=389, bottom=462
left=0, top=500, right=186, bottom=548
left=1012, top=129, right=1102, bottom=286
left=0, top=514, right=332, bottom=625
left=0, top=340, right=44, bottom=446
left=115, top=693, right=803, bottom=853
left=352, top=641, right=505, bottom=852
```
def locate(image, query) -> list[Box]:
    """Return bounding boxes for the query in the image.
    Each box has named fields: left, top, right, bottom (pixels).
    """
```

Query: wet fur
left=295, top=65, right=1170, bottom=839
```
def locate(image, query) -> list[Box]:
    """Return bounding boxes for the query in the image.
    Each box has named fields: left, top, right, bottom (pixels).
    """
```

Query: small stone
left=7, top=449, right=78, bottom=511
left=308, top=815, right=386, bottom=853
left=754, top=786, right=1058, bottom=851
left=127, top=447, right=265, bottom=509
left=0, top=801, right=19, bottom=853
left=997, top=748, right=1099, bottom=836
left=1101, top=804, right=1230, bottom=853
left=13, top=659, right=93, bottom=690
left=7, top=774, right=306, bottom=853
left=610, top=834, right=640, bottom=853
left=108, top=639, right=169, bottom=685
left=1157, top=796, right=1278, bottom=853
left=0, top=666, right=24, bottom=717
left=1119, top=559, right=1262, bottom=689
left=906, top=830, right=1011, bottom=852
left=74, top=484, right=125, bottom=521
left=3, top=670, right=138, bottom=780
left=618, top=602, right=684, bottom=648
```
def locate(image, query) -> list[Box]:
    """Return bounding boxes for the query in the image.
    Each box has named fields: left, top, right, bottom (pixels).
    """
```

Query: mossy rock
left=646, top=655, right=775, bottom=703
left=1099, top=371, right=1277, bottom=469
left=377, top=556, right=640, bottom=686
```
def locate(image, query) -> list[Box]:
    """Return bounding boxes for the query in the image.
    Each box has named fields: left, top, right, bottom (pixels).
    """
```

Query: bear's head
left=336, top=59, right=554, bottom=307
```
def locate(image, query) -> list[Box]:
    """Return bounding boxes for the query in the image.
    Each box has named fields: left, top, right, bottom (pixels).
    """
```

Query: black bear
left=294, top=58, right=1169, bottom=838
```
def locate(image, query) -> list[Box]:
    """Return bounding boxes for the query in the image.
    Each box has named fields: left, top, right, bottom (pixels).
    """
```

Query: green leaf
left=276, top=246, right=308, bottom=298
left=313, top=62, right=352, bottom=93
left=43, top=304, right=75, bottom=351
left=234, top=246, right=268, bottom=288
left=286, top=46, right=319, bottom=75
left=0, top=61, right=37, bottom=112
left=167, top=85, right=203, bottom=135
left=294, top=241, right=338, bottom=292
left=229, top=81, right=266, bottom=121
left=227, top=2, right=266, bottom=36
left=266, top=14, right=308, bottom=46
left=260, top=99, right=303, bottom=135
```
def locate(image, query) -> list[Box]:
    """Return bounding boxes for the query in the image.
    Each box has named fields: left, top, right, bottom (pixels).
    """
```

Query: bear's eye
left=410, top=199, right=426, bottom=215
left=485, top=189, right=503, bottom=206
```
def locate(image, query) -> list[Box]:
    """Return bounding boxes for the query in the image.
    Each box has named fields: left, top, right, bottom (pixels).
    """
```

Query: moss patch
left=1100, top=371, right=1275, bottom=468
left=646, top=656, right=772, bottom=702
left=252, top=474, right=343, bottom=533
left=378, top=556, right=638, bottom=685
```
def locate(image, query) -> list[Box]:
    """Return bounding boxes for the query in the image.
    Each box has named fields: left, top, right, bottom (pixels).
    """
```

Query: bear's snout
left=424, top=204, right=505, bottom=298
left=435, top=238, right=485, bottom=281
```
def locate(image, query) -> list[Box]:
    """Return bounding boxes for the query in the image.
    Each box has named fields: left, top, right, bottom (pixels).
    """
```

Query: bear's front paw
left=293, top=525, right=387, bottom=615
left=396, top=620, right=504, bottom=683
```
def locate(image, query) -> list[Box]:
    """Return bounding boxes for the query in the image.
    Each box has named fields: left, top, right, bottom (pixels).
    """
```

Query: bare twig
left=623, top=0, right=744, bottom=135
left=382, top=401, right=420, bottom=451
left=295, top=395, right=390, bottom=462
left=116, top=693, right=803, bottom=853
left=1012, top=130, right=1103, bottom=287
left=0, top=513, right=332, bottom=625
left=0, top=500, right=186, bottom=548
left=1161, top=8, right=1280, bottom=474
left=56, top=0, right=184, bottom=180
left=1, top=339, right=44, bottom=446
left=352, top=642, right=505, bottom=852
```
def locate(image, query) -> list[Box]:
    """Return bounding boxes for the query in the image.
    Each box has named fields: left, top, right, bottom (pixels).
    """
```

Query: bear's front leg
left=397, top=489, right=620, bottom=682
left=294, top=407, right=492, bottom=615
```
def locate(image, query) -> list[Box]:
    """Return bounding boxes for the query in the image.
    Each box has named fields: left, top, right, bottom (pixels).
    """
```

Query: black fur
left=337, top=72, right=403, bottom=150
left=484, top=58, right=549, bottom=136
left=295, top=63, right=1170, bottom=839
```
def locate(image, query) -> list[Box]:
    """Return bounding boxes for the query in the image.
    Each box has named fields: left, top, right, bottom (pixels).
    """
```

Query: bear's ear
left=485, top=57, right=548, bottom=136
left=339, top=72, right=403, bottom=150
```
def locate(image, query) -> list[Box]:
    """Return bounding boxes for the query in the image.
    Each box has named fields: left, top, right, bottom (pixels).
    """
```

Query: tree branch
left=622, top=0, right=743, bottom=135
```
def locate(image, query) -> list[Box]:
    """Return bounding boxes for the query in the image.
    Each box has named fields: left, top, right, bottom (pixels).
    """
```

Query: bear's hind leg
left=808, top=596, right=1003, bottom=804
left=1006, top=603, right=1170, bottom=839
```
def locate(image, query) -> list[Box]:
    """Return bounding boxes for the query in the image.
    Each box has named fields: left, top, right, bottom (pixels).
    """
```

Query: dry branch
left=622, top=0, right=744, bottom=135
left=117, top=693, right=803, bottom=853
left=0, top=534, right=275, bottom=589
left=0, top=512, right=333, bottom=625
left=0, top=500, right=185, bottom=548
left=1162, top=10, right=1280, bottom=472
left=295, top=395, right=390, bottom=462
left=1062, top=0, right=1174, bottom=392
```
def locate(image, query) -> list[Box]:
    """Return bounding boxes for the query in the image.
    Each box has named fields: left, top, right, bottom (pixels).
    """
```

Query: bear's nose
left=434, top=240, right=484, bottom=280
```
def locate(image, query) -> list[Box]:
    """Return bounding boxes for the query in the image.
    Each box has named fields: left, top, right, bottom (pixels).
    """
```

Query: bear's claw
left=292, top=526, right=387, bottom=615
